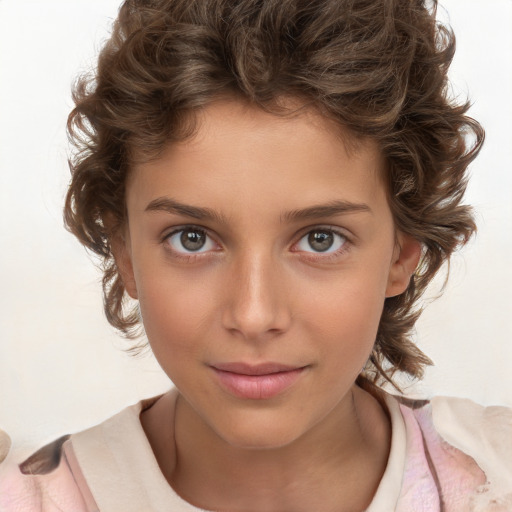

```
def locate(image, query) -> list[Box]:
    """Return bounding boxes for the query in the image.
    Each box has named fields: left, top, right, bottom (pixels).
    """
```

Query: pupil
left=181, top=229, right=205, bottom=251
left=308, top=231, right=333, bottom=252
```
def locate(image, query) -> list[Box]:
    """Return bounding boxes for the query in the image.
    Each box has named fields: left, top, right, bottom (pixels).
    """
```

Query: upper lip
left=211, top=362, right=304, bottom=376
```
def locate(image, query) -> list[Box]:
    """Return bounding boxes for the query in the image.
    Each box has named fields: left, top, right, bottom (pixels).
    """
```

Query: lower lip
left=213, top=367, right=306, bottom=400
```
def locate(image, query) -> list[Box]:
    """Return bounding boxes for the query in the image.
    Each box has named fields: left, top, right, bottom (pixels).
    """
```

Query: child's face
left=117, top=99, right=419, bottom=448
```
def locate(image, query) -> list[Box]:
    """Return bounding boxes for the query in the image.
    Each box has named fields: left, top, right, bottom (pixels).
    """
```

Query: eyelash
left=291, top=226, right=351, bottom=262
left=162, top=226, right=221, bottom=262
left=161, top=225, right=352, bottom=263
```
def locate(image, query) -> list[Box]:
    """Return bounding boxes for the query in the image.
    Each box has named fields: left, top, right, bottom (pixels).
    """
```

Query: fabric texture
left=1, top=390, right=511, bottom=512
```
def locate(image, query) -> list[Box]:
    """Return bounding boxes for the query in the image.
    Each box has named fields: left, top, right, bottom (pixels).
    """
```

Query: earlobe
left=111, top=230, right=138, bottom=300
left=385, top=234, right=422, bottom=298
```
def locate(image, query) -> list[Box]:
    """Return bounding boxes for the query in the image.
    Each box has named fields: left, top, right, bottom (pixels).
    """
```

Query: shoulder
left=423, top=396, right=512, bottom=477
left=396, top=394, right=512, bottom=511
left=67, top=393, right=191, bottom=511
left=0, top=397, right=164, bottom=512
left=0, top=435, right=93, bottom=512
left=430, top=397, right=512, bottom=490
left=429, top=394, right=512, bottom=449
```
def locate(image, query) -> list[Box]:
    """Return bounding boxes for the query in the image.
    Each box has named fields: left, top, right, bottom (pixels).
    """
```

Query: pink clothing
left=1, top=391, right=511, bottom=511
left=0, top=442, right=92, bottom=512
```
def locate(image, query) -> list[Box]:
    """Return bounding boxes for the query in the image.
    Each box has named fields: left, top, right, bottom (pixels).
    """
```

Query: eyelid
left=291, top=224, right=352, bottom=244
left=290, top=225, right=352, bottom=260
left=161, top=224, right=222, bottom=258
left=160, top=223, right=353, bottom=262
left=162, top=224, right=216, bottom=241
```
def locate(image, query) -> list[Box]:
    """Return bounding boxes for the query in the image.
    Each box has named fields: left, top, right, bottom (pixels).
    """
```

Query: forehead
left=127, top=99, right=387, bottom=216
left=188, top=98, right=374, bottom=164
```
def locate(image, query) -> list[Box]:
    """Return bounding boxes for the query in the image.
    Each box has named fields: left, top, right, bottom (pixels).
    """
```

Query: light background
left=0, top=0, right=511, bottom=460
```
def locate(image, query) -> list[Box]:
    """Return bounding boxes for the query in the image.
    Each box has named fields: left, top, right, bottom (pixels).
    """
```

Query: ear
left=385, top=233, right=422, bottom=298
left=111, top=227, right=138, bottom=300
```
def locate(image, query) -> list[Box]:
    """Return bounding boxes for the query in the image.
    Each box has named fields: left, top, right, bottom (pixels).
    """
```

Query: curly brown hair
left=64, top=0, right=483, bottom=388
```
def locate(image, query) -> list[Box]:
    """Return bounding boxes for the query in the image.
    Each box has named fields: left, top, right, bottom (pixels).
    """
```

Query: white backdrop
left=0, top=0, right=511, bottom=460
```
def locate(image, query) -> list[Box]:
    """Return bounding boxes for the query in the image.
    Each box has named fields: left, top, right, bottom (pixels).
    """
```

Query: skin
left=114, top=99, right=421, bottom=512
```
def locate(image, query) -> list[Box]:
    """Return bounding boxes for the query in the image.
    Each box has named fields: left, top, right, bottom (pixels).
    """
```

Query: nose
left=222, top=252, right=292, bottom=341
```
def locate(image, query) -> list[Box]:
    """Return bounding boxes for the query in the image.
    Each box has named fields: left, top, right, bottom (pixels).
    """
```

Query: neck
left=143, top=385, right=391, bottom=512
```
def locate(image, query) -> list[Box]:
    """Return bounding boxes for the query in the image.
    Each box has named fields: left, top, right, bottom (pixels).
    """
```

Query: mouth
left=210, top=362, right=308, bottom=400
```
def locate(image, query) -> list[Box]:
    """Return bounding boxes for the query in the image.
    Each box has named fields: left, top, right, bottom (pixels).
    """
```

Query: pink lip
left=211, top=362, right=307, bottom=400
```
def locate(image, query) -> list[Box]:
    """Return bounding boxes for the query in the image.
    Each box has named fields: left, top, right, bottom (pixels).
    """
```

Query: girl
left=1, top=0, right=511, bottom=510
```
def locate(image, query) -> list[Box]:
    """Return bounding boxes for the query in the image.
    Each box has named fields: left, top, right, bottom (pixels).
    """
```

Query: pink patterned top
left=1, top=390, right=511, bottom=511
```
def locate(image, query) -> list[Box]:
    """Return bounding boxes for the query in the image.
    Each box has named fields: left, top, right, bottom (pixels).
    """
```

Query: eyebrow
left=144, top=197, right=371, bottom=223
left=281, top=200, right=372, bottom=222
left=145, top=197, right=228, bottom=223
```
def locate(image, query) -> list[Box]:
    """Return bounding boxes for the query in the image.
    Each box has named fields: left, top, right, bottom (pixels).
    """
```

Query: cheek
left=298, top=268, right=388, bottom=364
left=135, top=268, right=217, bottom=356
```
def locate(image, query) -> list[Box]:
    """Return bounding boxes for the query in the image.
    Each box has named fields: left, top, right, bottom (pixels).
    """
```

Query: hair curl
left=64, top=0, right=484, bottom=388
